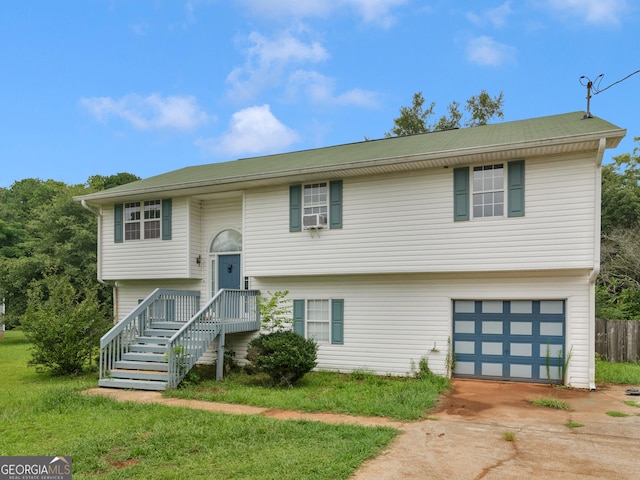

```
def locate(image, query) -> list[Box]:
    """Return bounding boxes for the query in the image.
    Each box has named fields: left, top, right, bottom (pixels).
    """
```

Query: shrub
left=257, top=290, right=292, bottom=332
left=247, top=331, right=318, bottom=386
left=21, top=275, right=112, bottom=375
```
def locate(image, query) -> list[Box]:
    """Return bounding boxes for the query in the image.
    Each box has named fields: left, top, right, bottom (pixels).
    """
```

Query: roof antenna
left=579, top=69, right=640, bottom=119
left=579, top=74, right=603, bottom=119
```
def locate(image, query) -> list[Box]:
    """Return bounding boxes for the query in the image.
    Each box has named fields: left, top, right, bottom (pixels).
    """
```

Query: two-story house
left=77, top=111, right=625, bottom=391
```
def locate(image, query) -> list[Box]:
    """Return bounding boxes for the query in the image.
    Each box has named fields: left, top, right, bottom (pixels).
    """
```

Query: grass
left=528, top=398, right=571, bottom=410
left=596, top=357, right=640, bottom=384
left=168, top=366, right=450, bottom=421
left=623, top=400, right=640, bottom=408
left=502, top=431, right=516, bottom=442
left=564, top=421, right=584, bottom=428
left=606, top=410, right=630, bottom=417
left=0, top=330, right=398, bottom=480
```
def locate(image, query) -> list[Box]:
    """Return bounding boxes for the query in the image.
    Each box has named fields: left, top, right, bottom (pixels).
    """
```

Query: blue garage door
left=453, top=300, right=565, bottom=383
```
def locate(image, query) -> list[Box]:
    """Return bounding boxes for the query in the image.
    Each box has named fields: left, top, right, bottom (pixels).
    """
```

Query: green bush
left=247, top=331, right=318, bottom=386
left=21, top=275, right=112, bottom=375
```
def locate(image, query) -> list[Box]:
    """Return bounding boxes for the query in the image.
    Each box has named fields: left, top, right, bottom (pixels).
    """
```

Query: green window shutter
left=453, top=167, right=470, bottom=221
left=114, top=203, right=124, bottom=243
left=508, top=160, right=525, bottom=217
left=162, top=198, right=172, bottom=240
left=289, top=185, right=302, bottom=232
left=293, top=299, right=305, bottom=336
left=329, top=180, right=343, bottom=229
left=331, top=299, right=344, bottom=345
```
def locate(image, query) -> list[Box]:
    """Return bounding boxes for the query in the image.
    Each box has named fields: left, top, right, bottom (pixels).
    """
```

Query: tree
left=597, top=137, right=640, bottom=319
left=87, top=172, right=141, bottom=191
left=385, top=89, right=504, bottom=137
left=385, top=92, right=435, bottom=137
left=601, top=138, right=640, bottom=233
left=22, top=275, right=112, bottom=374
left=0, top=173, right=140, bottom=328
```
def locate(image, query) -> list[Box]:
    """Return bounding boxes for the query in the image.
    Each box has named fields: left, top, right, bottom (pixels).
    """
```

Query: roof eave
left=75, top=127, right=626, bottom=204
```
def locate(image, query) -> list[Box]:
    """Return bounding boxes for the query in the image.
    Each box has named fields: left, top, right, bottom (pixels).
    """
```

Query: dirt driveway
left=351, top=379, right=640, bottom=480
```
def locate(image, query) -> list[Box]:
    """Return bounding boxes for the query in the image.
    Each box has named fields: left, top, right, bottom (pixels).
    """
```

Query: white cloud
left=545, top=0, right=629, bottom=26
left=346, top=0, right=408, bottom=28
left=197, top=105, right=300, bottom=157
left=466, top=2, right=512, bottom=28
left=237, top=0, right=407, bottom=27
left=81, top=94, right=212, bottom=131
left=466, top=36, right=516, bottom=67
left=227, top=31, right=329, bottom=101
left=288, top=70, right=378, bottom=107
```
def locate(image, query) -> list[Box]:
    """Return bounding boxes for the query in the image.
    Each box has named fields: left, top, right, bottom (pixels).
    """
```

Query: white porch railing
left=166, top=289, right=260, bottom=387
left=99, top=289, right=201, bottom=381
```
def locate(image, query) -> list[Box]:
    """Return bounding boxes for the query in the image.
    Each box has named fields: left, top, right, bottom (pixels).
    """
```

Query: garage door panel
left=453, top=300, right=565, bottom=384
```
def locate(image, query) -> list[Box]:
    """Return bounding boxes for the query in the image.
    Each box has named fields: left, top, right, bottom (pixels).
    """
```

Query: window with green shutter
left=114, top=199, right=172, bottom=242
left=454, top=162, right=525, bottom=220
left=293, top=298, right=344, bottom=344
left=290, top=180, right=343, bottom=231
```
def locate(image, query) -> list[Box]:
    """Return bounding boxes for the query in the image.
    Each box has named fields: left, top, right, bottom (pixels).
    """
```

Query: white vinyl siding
left=102, top=197, right=191, bottom=280
left=244, top=152, right=598, bottom=277
left=252, top=271, right=592, bottom=388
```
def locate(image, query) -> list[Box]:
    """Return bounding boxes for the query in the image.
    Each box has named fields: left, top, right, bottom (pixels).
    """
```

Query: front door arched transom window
left=210, top=229, right=242, bottom=253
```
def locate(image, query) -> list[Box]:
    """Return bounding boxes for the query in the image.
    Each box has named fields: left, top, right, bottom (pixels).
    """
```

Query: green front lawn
left=169, top=367, right=450, bottom=422
left=0, top=330, right=397, bottom=480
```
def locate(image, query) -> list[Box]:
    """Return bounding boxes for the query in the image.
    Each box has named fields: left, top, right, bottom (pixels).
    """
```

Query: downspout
left=588, top=137, right=606, bottom=390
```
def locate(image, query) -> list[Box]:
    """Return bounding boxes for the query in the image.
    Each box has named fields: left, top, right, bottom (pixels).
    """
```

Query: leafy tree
left=0, top=173, right=140, bottom=328
left=385, top=92, right=435, bottom=137
left=385, top=89, right=504, bottom=137
left=87, top=172, right=141, bottom=191
left=257, top=290, right=292, bottom=332
left=601, top=137, right=640, bottom=233
left=21, top=275, right=112, bottom=374
left=597, top=137, right=640, bottom=319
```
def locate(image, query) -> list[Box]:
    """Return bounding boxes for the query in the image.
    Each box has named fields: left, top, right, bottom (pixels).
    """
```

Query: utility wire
left=585, top=69, right=640, bottom=95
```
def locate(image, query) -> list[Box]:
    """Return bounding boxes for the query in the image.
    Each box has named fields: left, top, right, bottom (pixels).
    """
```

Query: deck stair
left=98, top=289, right=260, bottom=391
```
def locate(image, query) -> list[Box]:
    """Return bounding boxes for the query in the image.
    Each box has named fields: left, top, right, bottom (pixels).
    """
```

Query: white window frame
left=124, top=200, right=162, bottom=241
left=306, top=299, right=331, bottom=344
left=472, top=164, right=505, bottom=218
left=303, top=182, right=328, bottom=228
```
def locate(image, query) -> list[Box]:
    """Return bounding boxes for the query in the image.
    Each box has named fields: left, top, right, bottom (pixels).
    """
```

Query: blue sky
left=1, top=0, right=639, bottom=188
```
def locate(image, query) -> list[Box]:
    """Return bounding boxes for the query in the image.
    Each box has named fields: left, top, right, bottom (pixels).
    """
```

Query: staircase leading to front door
left=99, top=320, right=182, bottom=391
left=98, top=289, right=260, bottom=391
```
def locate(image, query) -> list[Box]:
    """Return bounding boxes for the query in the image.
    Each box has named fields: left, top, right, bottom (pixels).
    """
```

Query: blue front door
left=218, top=254, right=241, bottom=290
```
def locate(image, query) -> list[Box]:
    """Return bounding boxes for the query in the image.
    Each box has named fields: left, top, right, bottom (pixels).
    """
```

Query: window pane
left=125, top=202, right=140, bottom=221
left=144, top=200, right=161, bottom=220
left=144, top=220, right=160, bottom=239
left=125, top=223, right=140, bottom=240
left=307, top=299, right=329, bottom=320
left=308, top=322, right=329, bottom=342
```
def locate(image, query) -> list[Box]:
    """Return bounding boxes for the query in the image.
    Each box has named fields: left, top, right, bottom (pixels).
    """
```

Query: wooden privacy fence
left=595, top=318, right=640, bottom=362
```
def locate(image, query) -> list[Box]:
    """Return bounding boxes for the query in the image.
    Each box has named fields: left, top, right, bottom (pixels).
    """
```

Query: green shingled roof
left=77, top=111, right=624, bottom=202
